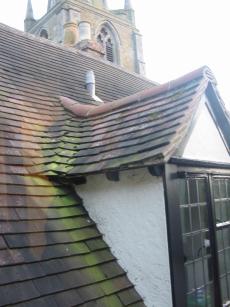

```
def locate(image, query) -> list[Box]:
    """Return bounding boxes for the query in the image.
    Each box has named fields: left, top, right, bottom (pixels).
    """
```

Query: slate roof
left=0, top=24, right=154, bottom=104
left=0, top=21, right=230, bottom=307
left=0, top=24, right=150, bottom=306
left=0, top=174, right=144, bottom=306
left=1, top=24, right=228, bottom=178
left=60, top=67, right=230, bottom=175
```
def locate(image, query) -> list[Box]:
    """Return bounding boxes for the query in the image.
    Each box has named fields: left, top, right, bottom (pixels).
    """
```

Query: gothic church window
left=40, top=29, right=48, bottom=39
left=97, top=26, right=117, bottom=63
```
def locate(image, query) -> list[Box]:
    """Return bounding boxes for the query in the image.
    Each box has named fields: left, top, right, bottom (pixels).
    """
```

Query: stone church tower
left=24, top=0, right=145, bottom=75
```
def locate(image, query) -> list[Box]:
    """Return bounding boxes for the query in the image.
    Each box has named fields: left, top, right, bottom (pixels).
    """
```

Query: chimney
left=63, top=21, right=78, bottom=46
left=63, top=8, right=79, bottom=46
left=76, top=21, right=105, bottom=59
left=79, top=21, right=91, bottom=41
left=85, top=71, right=103, bottom=104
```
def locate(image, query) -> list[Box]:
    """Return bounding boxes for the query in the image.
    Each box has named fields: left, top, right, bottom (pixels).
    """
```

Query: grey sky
left=0, top=0, right=229, bottom=107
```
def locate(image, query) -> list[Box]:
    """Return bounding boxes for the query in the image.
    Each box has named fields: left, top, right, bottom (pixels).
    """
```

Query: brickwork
left=26, top=0, right=145, bottom=74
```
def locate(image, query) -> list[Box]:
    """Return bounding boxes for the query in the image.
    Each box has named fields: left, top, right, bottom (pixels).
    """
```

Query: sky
left=0, top=0, right=230, bottom=108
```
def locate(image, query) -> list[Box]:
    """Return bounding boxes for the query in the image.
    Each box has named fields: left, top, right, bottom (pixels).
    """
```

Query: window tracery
left=40, top=29, right=48, bottom=39
left=97, top=26, right=116, bottom=63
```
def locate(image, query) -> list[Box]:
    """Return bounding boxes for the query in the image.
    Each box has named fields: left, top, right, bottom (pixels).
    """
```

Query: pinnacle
left=25, top=0, right=34, bottom=20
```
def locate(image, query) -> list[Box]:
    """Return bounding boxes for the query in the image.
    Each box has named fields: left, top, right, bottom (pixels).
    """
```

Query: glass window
left=179, top=178, right=214, bottom=306
left=97, top=26, right=117, bottom=63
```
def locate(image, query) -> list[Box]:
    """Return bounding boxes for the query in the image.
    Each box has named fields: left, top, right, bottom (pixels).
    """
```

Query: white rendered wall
left=76, top=168, right=172, bottom=307
left=183, top=102, right=230, bottom=163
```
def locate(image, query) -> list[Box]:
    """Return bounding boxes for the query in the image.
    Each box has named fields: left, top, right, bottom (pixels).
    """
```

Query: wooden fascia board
left=170, top=156, right=230, bottom=168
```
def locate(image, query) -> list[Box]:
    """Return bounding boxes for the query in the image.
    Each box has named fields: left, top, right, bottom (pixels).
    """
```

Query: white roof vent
left=85, top=70, right=103, bottom=104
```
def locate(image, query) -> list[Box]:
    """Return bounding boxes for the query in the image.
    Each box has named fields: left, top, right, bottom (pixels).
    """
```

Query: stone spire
left=24, top=0, right=36, bottom=32
left=25, top=0, right=34, bottom=20
left=124, top=0, right=133, bottom=10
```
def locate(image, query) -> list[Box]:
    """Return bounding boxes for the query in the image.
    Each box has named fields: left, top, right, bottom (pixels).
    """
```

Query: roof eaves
left=67, top=153, right=166, bottom=176
left=60, top=66, right=214, bottom=119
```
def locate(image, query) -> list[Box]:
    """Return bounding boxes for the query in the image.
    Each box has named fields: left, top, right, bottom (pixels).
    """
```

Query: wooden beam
left=106, top=171, right=120, bottom=182
left=148, top=165, right=163, bottom=177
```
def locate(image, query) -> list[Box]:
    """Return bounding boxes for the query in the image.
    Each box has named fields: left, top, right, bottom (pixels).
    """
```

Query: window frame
left=163, top=160, right=230, bottom=307
left=96, top=23, right=120, bottom=64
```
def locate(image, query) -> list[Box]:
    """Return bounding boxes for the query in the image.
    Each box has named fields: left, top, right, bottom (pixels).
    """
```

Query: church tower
left=24, top=0, right=145, bottom=75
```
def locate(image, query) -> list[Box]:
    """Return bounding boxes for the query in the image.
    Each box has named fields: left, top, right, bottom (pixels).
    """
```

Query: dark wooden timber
left=163, top=164, right=187, bottom=307
left=148, top=165, right=164, bottom=177
left=207, top=175, right=222, bottom=307
left=106, top=171, right=120, bottom=182
left=168, top=159, right=229, bottom=307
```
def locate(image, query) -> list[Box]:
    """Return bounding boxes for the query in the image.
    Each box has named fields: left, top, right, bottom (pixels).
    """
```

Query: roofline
left=60, top=66, right=215, bottom=118
left=170, top=157, right=230, bottom=170
left=0, top=23, right=155, bottom=85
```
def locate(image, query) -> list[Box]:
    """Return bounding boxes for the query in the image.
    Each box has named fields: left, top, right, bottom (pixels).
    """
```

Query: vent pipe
left=85, top=71, right=103, bottom=104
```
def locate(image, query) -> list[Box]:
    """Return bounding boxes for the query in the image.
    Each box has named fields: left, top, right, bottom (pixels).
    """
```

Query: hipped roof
left=0, top=23, right=146, bottom=306
left=61, top=65, right=230, bottom=175
left=0, top=26, right=227, bottom=177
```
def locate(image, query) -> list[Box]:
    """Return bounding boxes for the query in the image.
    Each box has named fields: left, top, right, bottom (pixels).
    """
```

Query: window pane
left=179, top=177, right=216, bottom=307
left=189, top=180, right=198, bottom=204
left=194, top=260, right=204, bottom=288
left=227, top=200, right=230, bottom=220
left=187, top=289, right=207, bottom=306
left=198, top=179, right=207, bottom=203
left=193, top=233, right=203, bottom=259
left=215, top=201, right=222, bottom=223
left=185, top=263, right=195, bottom=292
left=223, top=228, right=230, bottom=249
left=187, top=292, right=196, bottom=307
left=181, top=206, right=190, bottom=234
left=227, top=180, right=230, bottom=198
left=202, top=231, right=211, bottom=257
left=221, top=201, right=228, bottom=223
left=228, top=275, right=230, bottom=298
left=183, top=235, right=193, bottom=261
left=213, top=180, right=220, bottom=199
left=206, top=283, right=215, bottom=307
left=196, top=287, right=206, bottom=305
left=200, top=205, right=209, bottom=229
left=219, top=180, right=227, bottom=198
left=216, top=230, right=224, bottom=251
left=191, top=206, right=200, bottom=232
left=226, top=249, right=230, bottom=273
left=179, top=179, right=188, bottom=204
left=218, top=251, right=226, bottom=276
left=221, top=276, right=228, bottom=302
left=204, top=257, right=213, bottom=282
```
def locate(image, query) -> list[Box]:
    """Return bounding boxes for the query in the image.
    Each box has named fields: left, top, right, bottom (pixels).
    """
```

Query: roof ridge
left=0, top=22, right=155, bottom=85
left=60, top=66, right=214, bottom=118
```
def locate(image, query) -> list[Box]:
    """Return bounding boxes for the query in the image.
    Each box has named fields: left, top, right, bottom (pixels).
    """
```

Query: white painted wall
left=182, top=101, right=230, bottom=163
left=76, top=168, right=172, bottom=307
